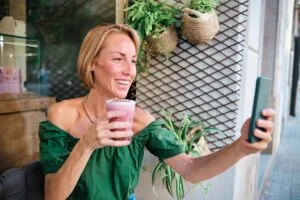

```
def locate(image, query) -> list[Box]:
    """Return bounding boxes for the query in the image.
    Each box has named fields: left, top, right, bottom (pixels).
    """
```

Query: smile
left=115, top=79, right=130, bottom=86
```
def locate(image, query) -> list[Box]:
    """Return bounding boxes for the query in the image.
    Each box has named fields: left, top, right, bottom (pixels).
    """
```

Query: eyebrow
left=109, top=51, right=137, bottom=58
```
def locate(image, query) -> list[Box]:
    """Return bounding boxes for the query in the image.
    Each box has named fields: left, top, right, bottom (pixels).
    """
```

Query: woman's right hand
left=81, top=111, right=133, bottom=151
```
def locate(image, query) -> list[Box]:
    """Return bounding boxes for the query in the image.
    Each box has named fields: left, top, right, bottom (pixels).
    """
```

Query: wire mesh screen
left=26, top=0, right=115, bottom=101
left=133, top=0, right=249, bottom=151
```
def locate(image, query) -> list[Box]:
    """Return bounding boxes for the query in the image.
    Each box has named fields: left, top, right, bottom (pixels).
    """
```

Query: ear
left=90, top=60, right=96, bottom=71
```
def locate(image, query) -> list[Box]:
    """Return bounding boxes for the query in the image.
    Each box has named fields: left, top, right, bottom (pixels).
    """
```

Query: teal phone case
left=248, top=77, right=271, bottom=143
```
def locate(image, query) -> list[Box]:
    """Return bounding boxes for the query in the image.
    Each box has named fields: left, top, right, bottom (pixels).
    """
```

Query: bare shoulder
left=47, top=97, right=83, bottom=132
left=133, top=106, right=155, bottom=134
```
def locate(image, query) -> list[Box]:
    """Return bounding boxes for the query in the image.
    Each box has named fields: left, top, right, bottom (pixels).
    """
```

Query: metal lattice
left=26, top=0, right=115, bottom=101
left=133, top=0, right=249, bottom=151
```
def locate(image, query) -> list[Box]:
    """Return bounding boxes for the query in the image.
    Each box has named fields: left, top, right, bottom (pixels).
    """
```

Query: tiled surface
left=260, top=92, right=300, bottom=200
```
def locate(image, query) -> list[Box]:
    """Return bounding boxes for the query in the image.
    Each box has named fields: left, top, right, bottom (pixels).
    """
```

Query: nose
left=123, top=61, right=136, bottom=76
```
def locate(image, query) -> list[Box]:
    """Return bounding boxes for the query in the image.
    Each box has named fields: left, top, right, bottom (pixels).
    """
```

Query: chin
left=115, top=91, right=129, bottom=99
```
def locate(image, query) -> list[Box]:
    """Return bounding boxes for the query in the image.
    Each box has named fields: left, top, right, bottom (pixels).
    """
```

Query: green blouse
left=39, top=120, right=184, bottom=200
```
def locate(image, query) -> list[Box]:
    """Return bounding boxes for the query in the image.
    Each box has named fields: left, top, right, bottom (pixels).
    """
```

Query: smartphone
left=248, top=77, right=271, bottom=143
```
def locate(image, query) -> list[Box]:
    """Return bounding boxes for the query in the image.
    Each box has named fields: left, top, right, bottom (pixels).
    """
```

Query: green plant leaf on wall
left=125, top=0, right=179, bottom=73
left=152, top=110, right=219, bottom=199
left=186, top=0, right=220, bottom=13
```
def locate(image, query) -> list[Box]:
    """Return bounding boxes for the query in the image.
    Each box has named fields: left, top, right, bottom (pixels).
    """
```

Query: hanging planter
left=146, top=26, right=178, bottom=56
left=125, top=0, right=180, bottom=73
left=181, top=0, right=220, bottom=44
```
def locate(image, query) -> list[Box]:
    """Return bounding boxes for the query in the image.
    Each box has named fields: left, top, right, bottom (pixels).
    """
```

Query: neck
left=85, top=89, right=108, bottom=118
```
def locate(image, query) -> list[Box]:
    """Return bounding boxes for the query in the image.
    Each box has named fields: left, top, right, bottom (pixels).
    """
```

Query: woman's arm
left=163, top=138, right=244, bottom=183
left=44, top=102, right=133, bottom=200
left=164, top=108, right=275, bottom=183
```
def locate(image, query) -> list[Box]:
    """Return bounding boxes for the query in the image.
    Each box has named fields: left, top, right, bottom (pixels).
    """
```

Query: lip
left=114, top=79, right=131, bottom=90
left=115, top=79, right=131, bottom=85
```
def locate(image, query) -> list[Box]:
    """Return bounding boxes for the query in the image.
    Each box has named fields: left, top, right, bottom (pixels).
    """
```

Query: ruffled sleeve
left=144, top=120, right=184, bottom=160
left=39, top=121, right=79, bottom=174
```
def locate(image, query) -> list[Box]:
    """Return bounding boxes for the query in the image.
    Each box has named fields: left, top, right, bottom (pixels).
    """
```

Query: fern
left=125, top=0, right=179, bottom=73
left=186, top=0, right=220, bottom=13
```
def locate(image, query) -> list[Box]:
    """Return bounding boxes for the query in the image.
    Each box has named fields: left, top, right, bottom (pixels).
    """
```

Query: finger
left=95, top=119, right=108, bottom=126
left=253, top=129, right=272, bottom=142
left=106, top=121, right=132, bottom=130
left=106, top=138, right=131, bottom=147
left=107, top=111, right=126, bottom=119
left=262, top=108, right=275, bottom=119
left=103, top=131, right=133, bottom=139
left=243, top=139, right=268, bottom=150
left=256, top=119, right=273, bottom=132
left=94, top=116, right=109, bottom=125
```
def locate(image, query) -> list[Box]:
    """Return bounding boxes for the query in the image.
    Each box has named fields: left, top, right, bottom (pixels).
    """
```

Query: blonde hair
left=77, top=24, right=140, bottom=88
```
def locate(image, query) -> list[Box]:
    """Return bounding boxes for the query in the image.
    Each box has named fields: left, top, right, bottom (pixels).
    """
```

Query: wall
left=272, top=0, right=295, bottom=153
left=9, top=0, right=26, bottom=21
left=135, top=0, right=250, bottom=199
left=234, top=0, right=296, bottom=200
left=233, top=0, right=264, bottom=199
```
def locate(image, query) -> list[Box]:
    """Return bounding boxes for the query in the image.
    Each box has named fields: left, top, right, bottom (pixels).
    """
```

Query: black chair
left=0, top=161, right=45, bottom=200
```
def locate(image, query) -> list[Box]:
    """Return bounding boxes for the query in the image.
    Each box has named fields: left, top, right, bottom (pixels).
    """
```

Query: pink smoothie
left=105, top=99, right=135, bottom=140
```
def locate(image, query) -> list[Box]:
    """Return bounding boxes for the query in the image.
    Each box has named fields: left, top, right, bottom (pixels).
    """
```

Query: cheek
left=101, top=62, right=122, bottom=76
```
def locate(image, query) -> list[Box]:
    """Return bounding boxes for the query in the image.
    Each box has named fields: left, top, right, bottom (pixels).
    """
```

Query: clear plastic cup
left=105, top=99, right=135, bottom=141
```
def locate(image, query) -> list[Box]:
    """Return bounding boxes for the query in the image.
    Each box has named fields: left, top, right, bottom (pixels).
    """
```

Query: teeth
left=116, top=80, right=130, bottom=85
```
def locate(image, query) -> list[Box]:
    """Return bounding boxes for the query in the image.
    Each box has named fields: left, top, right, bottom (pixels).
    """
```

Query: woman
left=39, top=24, right=275, bottom=200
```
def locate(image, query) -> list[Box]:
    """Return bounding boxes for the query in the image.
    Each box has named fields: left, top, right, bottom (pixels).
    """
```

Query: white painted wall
left=136, top=0, right=296, bottom=199
left=234, top=0, right=296, bottom=200
left=271, top=0, right=295, bottom=153
left=233, top=0, right=264, bottom=199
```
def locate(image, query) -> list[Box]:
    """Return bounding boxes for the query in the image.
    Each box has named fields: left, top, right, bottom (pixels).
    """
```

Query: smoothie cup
left=105, top=99, right=135, bottom=141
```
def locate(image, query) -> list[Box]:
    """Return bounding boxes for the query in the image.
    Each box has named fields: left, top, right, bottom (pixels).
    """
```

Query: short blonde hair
left=77, top=23, right=140, bottom=88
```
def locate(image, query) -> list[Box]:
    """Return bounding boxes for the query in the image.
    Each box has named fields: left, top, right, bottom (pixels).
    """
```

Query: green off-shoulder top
left=39, top=120, right=184, bottom=200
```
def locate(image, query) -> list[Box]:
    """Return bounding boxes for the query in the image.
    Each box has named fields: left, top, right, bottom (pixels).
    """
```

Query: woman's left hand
left=240, top=108, right=275, bottom=155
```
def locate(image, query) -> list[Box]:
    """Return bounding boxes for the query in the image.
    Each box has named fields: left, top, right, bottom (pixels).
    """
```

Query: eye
left=131, top=60, right=137, bottom=64
left=113, top=58, right=122, bottom=62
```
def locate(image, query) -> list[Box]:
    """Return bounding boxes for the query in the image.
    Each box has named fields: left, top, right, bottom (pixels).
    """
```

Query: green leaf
left=152, top=162, right=163, bottom=185
left=190, top=149, right=201, bottom=158
left=151, top=109, right=218, bottom=199
left=186, top=0, right=220, bottom=13
left=179, top=176, right=184, bottom=199
left=125, top=0, right=179, bottom=73
left=165, top=165, right=174, bottom=196
left=175, top=173, right=184, bottom=200
left=180, top=114, right=191, bottom=142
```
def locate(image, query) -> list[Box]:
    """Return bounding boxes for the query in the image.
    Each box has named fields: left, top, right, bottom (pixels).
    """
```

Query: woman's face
left=91, top=32, right=137, bottom=99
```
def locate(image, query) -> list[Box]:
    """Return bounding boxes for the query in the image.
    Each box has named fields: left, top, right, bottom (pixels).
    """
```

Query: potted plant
left=182, top=0, right=220, bottom=44
left=152, top=110, right=216, bottom=200
left=125, top=0, right=179, bottom=73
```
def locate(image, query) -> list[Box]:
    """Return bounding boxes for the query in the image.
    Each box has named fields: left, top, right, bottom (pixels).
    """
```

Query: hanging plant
left=152, top=110, right=217, bottom=200
left=182, top=0, right=220, bottom=44
left=125, top=0, right=180, bottom=73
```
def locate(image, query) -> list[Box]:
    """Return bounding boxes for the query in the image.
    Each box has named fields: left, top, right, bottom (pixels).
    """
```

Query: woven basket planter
left=182, top=8, right=219, bottom=44
left=146, top=26, right=178, bottom=55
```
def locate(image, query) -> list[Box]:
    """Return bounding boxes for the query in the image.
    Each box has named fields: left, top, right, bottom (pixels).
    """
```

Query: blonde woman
left=39, top=24, right=275, bottom=200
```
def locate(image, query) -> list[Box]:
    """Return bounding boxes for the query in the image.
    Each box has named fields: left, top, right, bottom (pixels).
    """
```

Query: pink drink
left=105, top=99, right=135, bottom=140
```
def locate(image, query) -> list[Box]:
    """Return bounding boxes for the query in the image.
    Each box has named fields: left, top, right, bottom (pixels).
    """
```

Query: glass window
left=26, top=0, right=117, bottom=101
left=0, top=0, right=121, bottom=172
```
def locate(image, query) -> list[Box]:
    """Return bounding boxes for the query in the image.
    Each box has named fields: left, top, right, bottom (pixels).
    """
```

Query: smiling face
left=91, top=32, right=137, bottom=99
